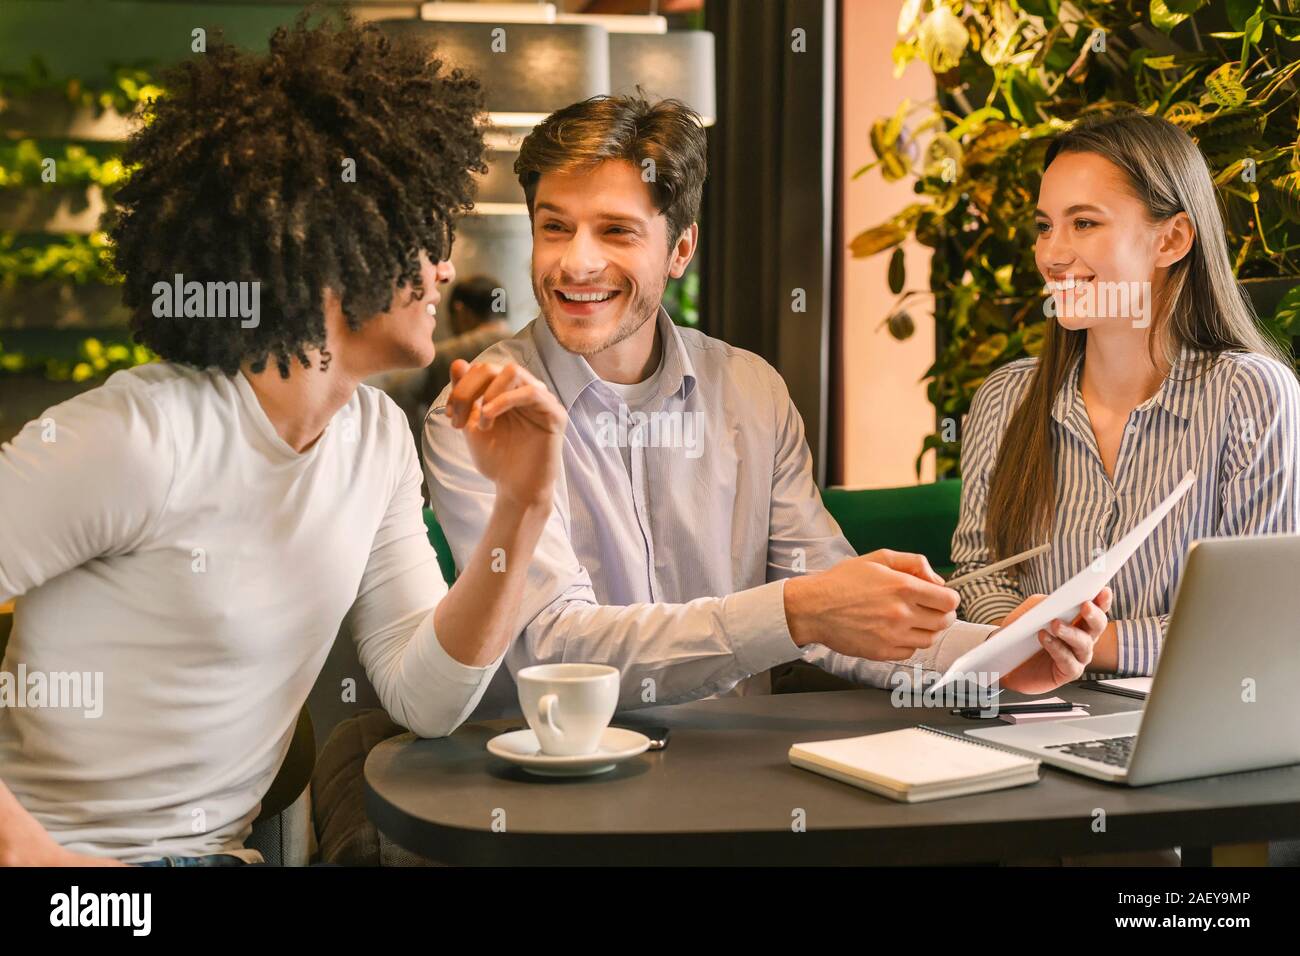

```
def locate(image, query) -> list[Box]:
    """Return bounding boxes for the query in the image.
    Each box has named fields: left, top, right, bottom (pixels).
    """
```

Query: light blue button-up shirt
left=425, top=308, right=992, bottom=718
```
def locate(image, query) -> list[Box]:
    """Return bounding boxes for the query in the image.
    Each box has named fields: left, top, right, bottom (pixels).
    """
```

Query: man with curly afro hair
left=0, top=13, right=565, bottom=866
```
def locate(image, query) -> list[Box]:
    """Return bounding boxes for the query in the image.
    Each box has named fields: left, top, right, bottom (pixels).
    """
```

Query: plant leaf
left=1269, top=171, right=1300, bottom=223
left=888, top=247, right=906, bottom=294
left=849, top=221, right=908, bottom=258
left=917, top=3, right=969, bottom=72
left=1149, top=0, right=1191, bottom=33
left=964, top=121, right=1022, bottom=166
left=1143, top=55, right=1179, bottom=71
left=970, top=333, right=1009, bottom=366
left=1202, top=63, right=1247, bottom=108
left=1272, top=285, right=1300, bottom=333
left=1243, top=9, right=1265, bottom=45
left=948, top=106, right=1005, bottom=141
left=1225, top=0, right=1261, bottom=32
left=869, top=124, right=910, bottom=181
left=1163, top=101, right=1207, bottom=127
left=896, top=0, right=924, bottom=36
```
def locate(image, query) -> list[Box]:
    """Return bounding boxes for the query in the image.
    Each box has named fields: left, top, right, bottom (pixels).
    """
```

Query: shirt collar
left=531, top=305, right=698, bottom=411
left=1051, top=345, right=1209, bottom=426
left=1144, top=346, right=1210, bottom=421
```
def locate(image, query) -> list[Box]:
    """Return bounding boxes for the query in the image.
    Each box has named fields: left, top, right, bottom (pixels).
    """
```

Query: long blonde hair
left=984, top=111, right=1290, bottom=559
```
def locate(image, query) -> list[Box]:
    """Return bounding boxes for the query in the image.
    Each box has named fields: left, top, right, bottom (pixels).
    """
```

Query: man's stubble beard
left=536, top=270, right=668, bottom=358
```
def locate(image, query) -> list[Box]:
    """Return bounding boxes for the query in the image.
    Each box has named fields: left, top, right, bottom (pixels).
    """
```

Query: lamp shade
left=610, top=31, right=716, bottom=125
left=555, top=13, right=667, bottom=34
left=421, top=2, right=556, bottom=23
left=376, top=19, right=609, bottom=123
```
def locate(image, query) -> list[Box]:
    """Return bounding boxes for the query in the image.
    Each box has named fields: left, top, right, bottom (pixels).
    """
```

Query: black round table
left=364, top=686, right=1300, bottom=866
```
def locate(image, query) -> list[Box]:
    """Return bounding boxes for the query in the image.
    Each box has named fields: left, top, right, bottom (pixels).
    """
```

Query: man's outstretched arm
left=424, top=368, right=966, bottom=710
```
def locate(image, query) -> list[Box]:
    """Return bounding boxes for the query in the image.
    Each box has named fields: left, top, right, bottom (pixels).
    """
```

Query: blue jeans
left=137, top=853, right=251, bottom=867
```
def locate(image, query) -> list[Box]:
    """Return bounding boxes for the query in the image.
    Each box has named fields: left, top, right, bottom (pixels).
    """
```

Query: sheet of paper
left=999, top=707, right=1090, bottom=724
left=932, top=470, right=1196, bottom=692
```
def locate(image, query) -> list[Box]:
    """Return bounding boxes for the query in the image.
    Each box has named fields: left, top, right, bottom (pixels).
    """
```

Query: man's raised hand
left=443, top=359, right=566, bottom=508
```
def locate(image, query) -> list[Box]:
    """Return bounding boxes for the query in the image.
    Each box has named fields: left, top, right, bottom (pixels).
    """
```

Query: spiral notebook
left=789, top=726, right=1041, bottom=803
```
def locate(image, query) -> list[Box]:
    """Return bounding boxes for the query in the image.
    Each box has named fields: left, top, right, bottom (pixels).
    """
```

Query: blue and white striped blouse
left=952, top=347, right=1300, bottom=676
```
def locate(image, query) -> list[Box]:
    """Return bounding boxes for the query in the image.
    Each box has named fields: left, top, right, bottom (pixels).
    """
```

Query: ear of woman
left=1153, top=211, right=1195, bottom=270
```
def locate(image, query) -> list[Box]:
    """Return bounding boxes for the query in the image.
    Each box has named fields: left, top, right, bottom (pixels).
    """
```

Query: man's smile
left=553, top=287, right=623, bottom=316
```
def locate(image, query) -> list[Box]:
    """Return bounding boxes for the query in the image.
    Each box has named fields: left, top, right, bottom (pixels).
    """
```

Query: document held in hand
left=931, top=470, right=1197, bottom=692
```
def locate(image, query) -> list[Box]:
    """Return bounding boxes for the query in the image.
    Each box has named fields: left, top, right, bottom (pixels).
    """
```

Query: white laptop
left=966, top=534, right=1300, bottom=785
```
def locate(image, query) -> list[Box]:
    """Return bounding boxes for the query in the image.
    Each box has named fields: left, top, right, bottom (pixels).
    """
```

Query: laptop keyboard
left=1047, top=735, right=1136, bottom=768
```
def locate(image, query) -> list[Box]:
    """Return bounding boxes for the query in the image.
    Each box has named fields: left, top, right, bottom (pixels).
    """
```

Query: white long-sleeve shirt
left=424, top=308, right=992, bottom=718
left=0, top=363, right=498, bottom=863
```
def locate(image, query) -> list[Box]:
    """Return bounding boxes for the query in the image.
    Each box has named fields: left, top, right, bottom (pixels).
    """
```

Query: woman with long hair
left=952, top=110, right=1299, bottom=677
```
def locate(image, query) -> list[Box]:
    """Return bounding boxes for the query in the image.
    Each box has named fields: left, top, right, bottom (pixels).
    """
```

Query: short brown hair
left=514, top=94, right=707, bottom=246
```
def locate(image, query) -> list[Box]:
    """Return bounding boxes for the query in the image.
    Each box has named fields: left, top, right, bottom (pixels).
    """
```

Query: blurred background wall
left=837, top=0, right=937, bottom=486
left=1, top=0, right=948, bottom=487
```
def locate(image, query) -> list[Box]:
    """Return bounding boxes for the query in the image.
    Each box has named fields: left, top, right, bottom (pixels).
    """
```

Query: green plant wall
left=0, top=1, right=325, bottom=382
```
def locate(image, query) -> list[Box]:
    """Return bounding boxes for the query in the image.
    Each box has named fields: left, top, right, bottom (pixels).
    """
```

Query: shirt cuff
left=959, top=590, right=1024, bottom=627
left=922, top=619, right=997, bottom=675
left=723, top=579, right=803, bottom=676
left=1113, top=616, right=1167, bottom=677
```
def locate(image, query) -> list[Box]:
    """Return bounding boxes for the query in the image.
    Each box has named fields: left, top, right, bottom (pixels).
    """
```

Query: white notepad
left=789, top=726, right=1041, bottom=803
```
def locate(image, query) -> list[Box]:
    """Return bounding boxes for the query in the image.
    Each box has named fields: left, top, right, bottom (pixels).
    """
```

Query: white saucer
left=486, top=727, right=651, bottom=777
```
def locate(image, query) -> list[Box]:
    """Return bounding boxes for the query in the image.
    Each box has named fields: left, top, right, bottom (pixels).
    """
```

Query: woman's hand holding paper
left=997, top=587, right=1113, bottom=695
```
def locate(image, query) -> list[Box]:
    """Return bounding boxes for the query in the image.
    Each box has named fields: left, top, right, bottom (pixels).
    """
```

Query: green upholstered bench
left=423, top=508, right=458, bottom=586
left=821, top=479, right=962, bottom=576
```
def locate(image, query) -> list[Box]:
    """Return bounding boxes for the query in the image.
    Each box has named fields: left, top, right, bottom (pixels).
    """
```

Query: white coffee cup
left=516, top=663, right=620, bottom=756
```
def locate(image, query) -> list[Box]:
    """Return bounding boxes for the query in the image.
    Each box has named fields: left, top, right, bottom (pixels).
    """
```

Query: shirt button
left=1125, top=424, right=1138, bottom=436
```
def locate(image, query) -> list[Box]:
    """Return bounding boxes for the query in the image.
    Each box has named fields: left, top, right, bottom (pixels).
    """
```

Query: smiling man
left=423, top=95, right=1112, bottom=719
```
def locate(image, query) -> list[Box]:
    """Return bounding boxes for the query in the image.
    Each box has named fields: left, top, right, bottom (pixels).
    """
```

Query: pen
left=945, top=543, right=1051, bottom=589
left=951, top=701, right=1081, bottom=718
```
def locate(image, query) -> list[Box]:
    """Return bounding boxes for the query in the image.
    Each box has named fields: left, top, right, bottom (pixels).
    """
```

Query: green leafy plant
left=852, top=0, right=1300, bottom=476
left=0, top=139, right=132, bottom=189
left=0, top=335, right=152, bottom=382
left=0, top=60, right=162, bottom=116
left=663, top=269, right=701, bottom=327
left=0, top=231, right=120, bottom=286
left=0, top=59, right=155, bottom=379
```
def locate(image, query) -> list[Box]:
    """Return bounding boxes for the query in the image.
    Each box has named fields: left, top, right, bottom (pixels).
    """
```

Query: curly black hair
left=109, top=12, right=487, bottom=377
